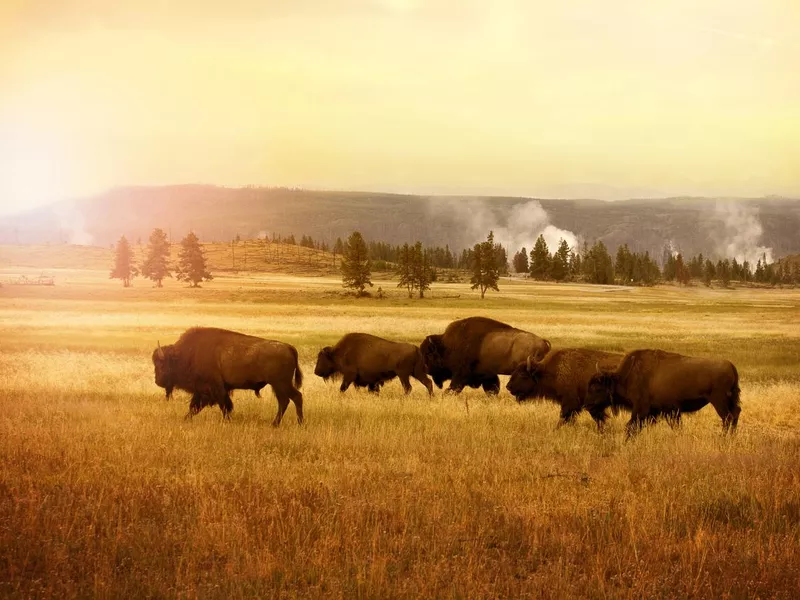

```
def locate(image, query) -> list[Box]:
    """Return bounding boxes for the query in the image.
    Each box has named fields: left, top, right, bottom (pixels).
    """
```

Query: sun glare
left=0, top=127, right=73, bottom=216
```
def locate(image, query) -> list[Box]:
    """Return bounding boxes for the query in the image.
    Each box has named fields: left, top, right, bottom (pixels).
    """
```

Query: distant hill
left=1, top=186, right=798, bottom=260
left=0, top=240, right=339, bottom=277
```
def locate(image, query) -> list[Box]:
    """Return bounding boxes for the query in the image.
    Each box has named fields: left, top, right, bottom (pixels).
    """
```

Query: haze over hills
left=1, top=186, right=798, bottom=263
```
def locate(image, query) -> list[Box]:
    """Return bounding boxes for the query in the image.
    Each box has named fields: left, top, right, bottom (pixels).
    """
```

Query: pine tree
left=512, top=247, right=529, bottom=274
left=412, top=241, right=432, bottom=298
left=704, top=259, right=715, bottom=287
left=396, top=243, right=414, bottom=298
left=529, top=235, right=551, bottom=280
left=341, top=231, right=372, bottom=296
left=551, top=239, right=570, bottom=281
left=140, top=228, right=172, bottom=287
left=675, top=253, right=690, bottom=285
left=110, top=235, right=137, bottom=287
left=470, top=231, right=500, bottom=299
left=176, top=232, right=213, bottom=287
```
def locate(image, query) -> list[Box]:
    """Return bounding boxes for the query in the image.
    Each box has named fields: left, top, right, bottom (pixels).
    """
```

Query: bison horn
left=157, top=341, right=165, bottom=360
left=527, top=355, right=532, bottom=371
left=595, top=362, right=600, bottom=373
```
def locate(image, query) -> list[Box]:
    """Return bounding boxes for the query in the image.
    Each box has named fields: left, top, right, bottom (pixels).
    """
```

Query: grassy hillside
left=0, top=241, right=340, bottom=278
left=2, top=186, right=798, bottom=259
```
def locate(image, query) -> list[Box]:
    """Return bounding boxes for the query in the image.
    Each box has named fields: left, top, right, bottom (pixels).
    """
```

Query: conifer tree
left=411, top=241, right=432, bottom=298
left=529, top=235, right=551, bottom=280
left=470, top=231, right=500, bottom=299
left=341, top=231, right=372, bottom=296
left=176, top=232, right=213, bottom=287
left=110, top=235, right=138, bottom=287
left=396, top=243, right=414, bottom=298
left=512, top=247, right=529, bottom=274
left=551, top=239, right=570, bottom=281
left=140, top=228, right=172, bottom=287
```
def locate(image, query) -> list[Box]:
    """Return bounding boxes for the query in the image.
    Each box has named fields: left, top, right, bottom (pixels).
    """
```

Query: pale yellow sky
left=1, top=0, right=799, bottom=214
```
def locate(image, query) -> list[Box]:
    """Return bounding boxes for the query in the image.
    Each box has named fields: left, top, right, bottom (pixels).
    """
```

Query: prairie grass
left=1, top=272, right=799, bottom=598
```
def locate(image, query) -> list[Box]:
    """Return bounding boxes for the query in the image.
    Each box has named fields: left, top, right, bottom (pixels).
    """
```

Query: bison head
left=314, top=347, right=338, bottom=380
left=420, top=335, right=450, bottom=388
left=506, top=355, right=545, bottom=401
left=152, top=342, right=177, bottom=399
left=586, top=368, right=619, bottom=411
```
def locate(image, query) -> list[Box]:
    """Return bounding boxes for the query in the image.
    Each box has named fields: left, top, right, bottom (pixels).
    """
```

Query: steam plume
left=714, top=202, right=773, bottom=264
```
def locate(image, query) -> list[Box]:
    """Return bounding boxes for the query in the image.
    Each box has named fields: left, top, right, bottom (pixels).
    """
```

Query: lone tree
left=396, top=243, right=414, bottom=298
left=176, top=232, right=213, bottom=287
left=551, top=239, right=571, bottom=281
left=411, top=241, right=432, bottom=298
left=110, top=235, right=138, bottom=287
left=341, top=230, right=372, bottom=296
left=141, top=228, right=172, bottom=287
left=470, top=231, right=500, bottom=299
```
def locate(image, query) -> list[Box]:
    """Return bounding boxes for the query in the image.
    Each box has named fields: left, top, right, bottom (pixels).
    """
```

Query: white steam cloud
left=53, top=202, right=94, bottom=246
left=428, top=198, right=579, bottom=256
left=714, top=202, right=773, bottom=265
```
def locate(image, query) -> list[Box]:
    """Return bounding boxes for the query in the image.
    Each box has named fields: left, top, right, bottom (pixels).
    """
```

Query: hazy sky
left=1, top=0, right=799, bottom=214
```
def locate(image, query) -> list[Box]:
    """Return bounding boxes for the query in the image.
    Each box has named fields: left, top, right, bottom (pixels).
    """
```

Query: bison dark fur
left=314, top=333, right=433, bottom=395
left=507, top=348, right=623, bottom=429
left=421, top=317, right=550, bottom=395
left=586, top=349, right=741, bottom=438
left=152, top=327, right=304, bottom=426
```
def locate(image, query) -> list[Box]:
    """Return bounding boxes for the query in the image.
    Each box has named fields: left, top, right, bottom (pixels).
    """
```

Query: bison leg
left=664, top=410, right=682, bottom=430
left=624, top=414, right=647, bottom=440
left=291, top=389, right=304, bottom=425
left=398, top=374, right=413, bottom=395
left=557, top=407, right=579, bottom=428
left=339, top=373, right=355, bottom=393
left=219, top=394, right=234, bottom=421
left=482, top=376, right=501, bottom=396
left=271, top=397, right=290, bottom=427
left=588, top=406, right=609, bottom=432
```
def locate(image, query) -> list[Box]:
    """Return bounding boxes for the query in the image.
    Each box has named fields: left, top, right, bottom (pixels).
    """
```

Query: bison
left=585, top=349, right=740, bottom=438
left=421, top=317, right=550, bottom=394
left=314, top=333, right=433, bottom=395
left=152, top=327, right=304, bottom=426
left=506, top=348, right=623, bottom=429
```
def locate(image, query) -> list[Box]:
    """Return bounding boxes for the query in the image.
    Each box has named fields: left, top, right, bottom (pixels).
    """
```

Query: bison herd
left=152, top=316, right=741, bottom=438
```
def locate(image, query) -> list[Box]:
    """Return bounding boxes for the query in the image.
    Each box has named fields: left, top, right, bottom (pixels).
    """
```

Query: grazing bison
left=506, top=348, right=623, bottom=429
left=586, top=349, right=740, bottom=438
left=421, top=317, right=550, bottom=394
left=152, top=327, right=304, bottom=426
left=314, top=333, right=433, bottom=395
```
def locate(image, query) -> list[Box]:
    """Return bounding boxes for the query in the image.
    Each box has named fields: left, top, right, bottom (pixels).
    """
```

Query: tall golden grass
left=1, top=273, right=799, bottom=598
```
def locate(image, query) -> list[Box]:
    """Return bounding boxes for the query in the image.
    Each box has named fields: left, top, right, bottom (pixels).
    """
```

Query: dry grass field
left=1, top=267, right=799, bottom=598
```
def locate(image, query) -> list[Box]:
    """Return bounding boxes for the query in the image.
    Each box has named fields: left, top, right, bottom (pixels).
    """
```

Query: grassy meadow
left=1, top=266, right=800, bottom=598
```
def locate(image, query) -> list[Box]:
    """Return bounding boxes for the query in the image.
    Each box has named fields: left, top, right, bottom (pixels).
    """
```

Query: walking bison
left=314, top=333, right=433, bottom=395
left=152, top=327, right=304, bottom=426
left=506, top=348, right=623, bottom=429
left=421, top=317, right=550, bottom=394
left=586, top=349, right=740, bottom=438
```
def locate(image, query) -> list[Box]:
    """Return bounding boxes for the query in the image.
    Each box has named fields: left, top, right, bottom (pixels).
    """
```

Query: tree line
left=111, top=229, right=213, bottom=288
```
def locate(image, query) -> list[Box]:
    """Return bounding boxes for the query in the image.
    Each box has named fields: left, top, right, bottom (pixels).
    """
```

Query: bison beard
left=152, top=327, right=304, bottom=427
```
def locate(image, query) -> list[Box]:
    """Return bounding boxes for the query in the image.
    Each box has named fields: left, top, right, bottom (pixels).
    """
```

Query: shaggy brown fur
left=314, top=333, right=433, bottom=395
left=152, top=327, right=303, bottom=426
left=421, top=317, right=550, bottom=394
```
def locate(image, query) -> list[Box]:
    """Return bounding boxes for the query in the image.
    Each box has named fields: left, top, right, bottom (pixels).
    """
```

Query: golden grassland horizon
left=1, top=268, right=799, bottom=598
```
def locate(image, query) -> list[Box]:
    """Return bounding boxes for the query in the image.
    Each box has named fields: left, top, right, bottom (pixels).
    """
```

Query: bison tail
left=729, top=363, right=741, bottom=409
left=295, top=364, right=304, bottom=389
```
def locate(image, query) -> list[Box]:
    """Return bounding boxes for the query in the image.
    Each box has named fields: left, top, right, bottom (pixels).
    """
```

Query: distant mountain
left=1, top=186, right=798, bottom=260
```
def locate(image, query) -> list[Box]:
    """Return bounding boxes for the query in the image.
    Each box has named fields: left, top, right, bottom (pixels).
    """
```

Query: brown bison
left=421, top=317, right=550, bottom=394
left=586, top=349, right=740, bottom=438
left=152, top=327, right=304, bottom=426
left=506, top=348, right=623, bottom=429
left=314, top=333, right=433, bottom=395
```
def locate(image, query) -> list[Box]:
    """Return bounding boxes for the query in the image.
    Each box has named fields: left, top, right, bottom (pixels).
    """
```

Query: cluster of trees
left=111, top=229, right=212, bottom=288
left=514, top=237, right=623, bottom=285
